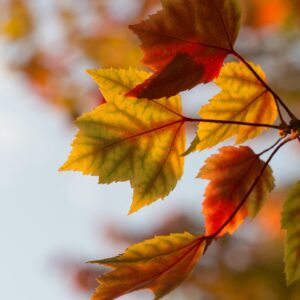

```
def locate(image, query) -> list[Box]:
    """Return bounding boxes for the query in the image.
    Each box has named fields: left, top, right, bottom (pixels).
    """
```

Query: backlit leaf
left=197, top=61, right=277, bottom=150
left=281, top=181, right=300, bottom=285
left=126, top=0, right=241, bottom=99
left=90, top=232, right=206, bottom=300
left=198, top=146, right=275, bottom=236
left=60, top=69, right=185, bottom=213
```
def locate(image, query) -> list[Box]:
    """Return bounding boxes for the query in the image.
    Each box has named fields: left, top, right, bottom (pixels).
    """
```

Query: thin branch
left=184, top=117, right=280, bottom=130
left=204, top=137, right=293, bottom=239
left=232, top=50, right=297, bottom=122
left=258, top=137, right=283, bottom=156
left=274, top=97, right=285, bottom=124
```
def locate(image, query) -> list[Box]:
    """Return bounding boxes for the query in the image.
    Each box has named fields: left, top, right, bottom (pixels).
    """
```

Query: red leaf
left=127, top=0, right=241, bottom=99
left=198, top=146, right=275, bottom=237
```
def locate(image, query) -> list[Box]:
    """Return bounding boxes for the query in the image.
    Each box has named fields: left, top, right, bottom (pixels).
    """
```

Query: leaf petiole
left=183, top=116, right=280, bottom=130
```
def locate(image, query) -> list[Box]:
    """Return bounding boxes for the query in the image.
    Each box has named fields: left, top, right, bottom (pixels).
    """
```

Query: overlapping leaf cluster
left=61, top=0, right=300, bottom=299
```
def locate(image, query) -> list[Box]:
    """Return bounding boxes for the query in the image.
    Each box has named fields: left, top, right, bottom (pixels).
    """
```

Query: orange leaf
left=198, top=146, right=275, bottom=237
left=244, top=0, right=290, bottom=28
left=1, top=0, right=33, bottom=40
left=126, top=0, right=241, bottom=99
left=91, top=233, right=206, bottom=300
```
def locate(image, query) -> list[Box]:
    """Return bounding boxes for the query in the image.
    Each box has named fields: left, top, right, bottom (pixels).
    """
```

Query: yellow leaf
left=1, top=0, right=32, bottom=40
left=90, top=232, right=205, bottom=300
left=79, top=32, right=142, bottom=68
left=197, top=61, right=278, bottom=150
left=60, top=69, right=185, bottom=213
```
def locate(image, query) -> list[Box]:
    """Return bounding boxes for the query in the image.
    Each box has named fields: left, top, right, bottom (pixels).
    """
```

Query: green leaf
left=281, top=181, right=300, bottom=285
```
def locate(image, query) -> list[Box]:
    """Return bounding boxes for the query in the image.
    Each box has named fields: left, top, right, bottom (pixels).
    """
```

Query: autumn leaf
left=281, top=181, right=300, bottom=285
left=60, top=68, right=185, bottom=213
left=198, top=146, right=275, bottom=236
left=126, top=0, right=241, bottom=99
left=197, top=62, right=278, bottom=151
left=79, top=31, right=142, bottom=68
left=0, top=0, right=33, bottom=40
left=244, top=0, right=290, bottom=28
left=90, top=232, right=206, bottom=300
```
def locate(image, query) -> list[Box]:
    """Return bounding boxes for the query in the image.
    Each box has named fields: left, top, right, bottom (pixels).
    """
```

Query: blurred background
left=0, top=0, right=299, bottom=299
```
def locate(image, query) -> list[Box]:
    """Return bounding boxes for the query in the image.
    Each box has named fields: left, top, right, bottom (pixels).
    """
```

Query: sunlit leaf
left=198, top=146, right=275, bottom=236
left=90, top=232, right=206, bottom=300
left=127, top=0, right=241, bottom=99
left=197, top=62, right=277, bottom=150
left=281, top=181, right=300, bottom=285
left=60, top=69, right=185, bottom=213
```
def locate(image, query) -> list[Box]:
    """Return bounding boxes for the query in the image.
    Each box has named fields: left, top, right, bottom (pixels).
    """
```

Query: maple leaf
left=126, top=0, right=241, bottom=99
left=281, top=181, right=300, bottom=285
left=90, top=232, right=206, bottom=300
left=198, top=146, right=275, bottom=236
left=60, top=68, right=185, bottom=213
left=197, top=61, right=278, bottom=150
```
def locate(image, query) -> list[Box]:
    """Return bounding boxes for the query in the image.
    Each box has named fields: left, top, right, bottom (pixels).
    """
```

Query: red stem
left=184, top=117, right=280, bottom=130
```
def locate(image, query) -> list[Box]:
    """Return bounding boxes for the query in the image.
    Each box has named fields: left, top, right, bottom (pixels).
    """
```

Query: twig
left=258, top=137, right=283, bottom=156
